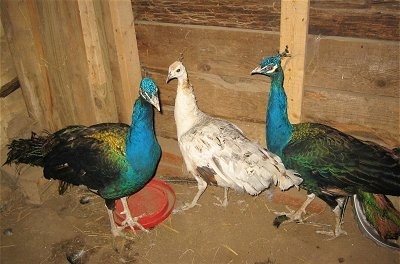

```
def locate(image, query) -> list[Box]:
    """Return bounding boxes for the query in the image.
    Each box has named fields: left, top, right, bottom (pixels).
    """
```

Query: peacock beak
left=150, top=96, right=161, bottom=112
left=251, top=65, right=262, bottom=75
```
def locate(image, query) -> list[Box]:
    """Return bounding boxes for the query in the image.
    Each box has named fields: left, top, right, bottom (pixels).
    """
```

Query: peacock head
left=251, top=46, right=290, bottom=78
left=140, top=77, right=161, bottom=111
left=166, top=61, right=187, bottom=83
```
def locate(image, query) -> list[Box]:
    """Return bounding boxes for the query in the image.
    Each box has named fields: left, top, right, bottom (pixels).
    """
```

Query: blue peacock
left=251, top=48, right=400, bottom=249
left=4, top=77, right=162, bottom=238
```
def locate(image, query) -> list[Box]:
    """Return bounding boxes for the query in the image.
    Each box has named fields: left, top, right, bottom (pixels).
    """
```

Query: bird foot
left=172, top=202, right=201, bottom=214
left=213, top=195, right=228, bottom=207
left=274, top=205, right=308, bottom=223
left=316, top=226, right=347, bottom=239
left=111, top=225, right=135, bottom=240
left=120, top=212, right=148, bottom=233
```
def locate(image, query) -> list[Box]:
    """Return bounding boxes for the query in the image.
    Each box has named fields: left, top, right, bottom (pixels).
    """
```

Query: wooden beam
left=0, top=0, right=143, bottom=131
left=101, top=0, right=142, bottom=124
left=280, top=0, right=310, bottom=123
left=0, top=0, right=55, bottom=130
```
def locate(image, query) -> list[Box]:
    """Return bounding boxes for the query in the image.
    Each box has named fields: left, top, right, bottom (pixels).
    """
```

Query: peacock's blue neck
left=266, top=71, right=293, bottom=156
left=126, top=97, right=159, bottom=168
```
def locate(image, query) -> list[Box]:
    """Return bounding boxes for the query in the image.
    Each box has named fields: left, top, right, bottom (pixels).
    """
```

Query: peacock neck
left=126, top=97, right=158, bottom=165
left=266, top=71, right=293, bottom=156
left=174, top=75, right=206, bottom=138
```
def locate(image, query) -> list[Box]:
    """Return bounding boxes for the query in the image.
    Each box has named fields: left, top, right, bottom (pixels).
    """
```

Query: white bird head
left=166, top=61, right=187, bottom=83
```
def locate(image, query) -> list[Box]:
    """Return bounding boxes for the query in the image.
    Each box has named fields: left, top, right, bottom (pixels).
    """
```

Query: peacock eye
left=176, top=68, right=181, bottom=73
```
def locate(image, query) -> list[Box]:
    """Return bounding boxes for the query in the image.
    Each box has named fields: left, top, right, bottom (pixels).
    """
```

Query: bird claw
left=274, top=205, right=296, bottom=216
left=120, top=212, right=148, bottom=233
left=213, top=195, right=228, bottom=207
left=316, top=225, right=347, bottom=239
left=172, top=202, right=201, bottom=214
left=110, top=225, right=135, bottom=240
left=274, top=205, right=306, bottom=223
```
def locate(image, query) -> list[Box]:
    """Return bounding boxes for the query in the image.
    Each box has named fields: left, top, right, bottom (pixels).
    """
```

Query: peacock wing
left=180, top=118, right=292, bottom=195
left=43, top=123, right=130, bottom=194
left=284, top=123, right=400, bottom=196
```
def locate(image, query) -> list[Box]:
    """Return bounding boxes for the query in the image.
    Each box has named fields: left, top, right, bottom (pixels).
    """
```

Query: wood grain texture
left=1, top=0, right=145, bottom=133
left=0, top=0, right=55, bottom=130
left=136, top=22, right=399, bottom=147
left=305, top=36, right=399, bottom=97
left=280, top=0, right=309, bottom=123
left=131, top=0, right=400, bottom=41
left=101, top=0, right=142, bottom=124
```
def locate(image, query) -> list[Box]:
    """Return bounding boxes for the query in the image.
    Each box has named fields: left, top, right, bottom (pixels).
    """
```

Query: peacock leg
left=119, top=197, right=149, bottom=233
left=106, top=206, right=132, bottom=239
left=275, top=193, right=316, bottom=223
left=173, top=176, right=207, bottom=213
left=213, top=187, right=229, bottom=207
left=317, top=197, right=348, bottom=237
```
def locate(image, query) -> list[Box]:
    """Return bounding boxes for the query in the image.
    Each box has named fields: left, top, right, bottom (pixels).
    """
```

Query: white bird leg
left=173, top=177, right=207, bottom=213
left=316, top=197, right=348, bottom=237
left=275, top=193, right=316, bottom=223
left=214, top=187, right=229, bottom=207
left=106, top=206, right=132, bottom=239
left=119, top=197, right=149, bottom=233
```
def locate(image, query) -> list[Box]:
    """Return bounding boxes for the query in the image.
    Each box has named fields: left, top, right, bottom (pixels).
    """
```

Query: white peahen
left=166, top=60, right=302, bottom=212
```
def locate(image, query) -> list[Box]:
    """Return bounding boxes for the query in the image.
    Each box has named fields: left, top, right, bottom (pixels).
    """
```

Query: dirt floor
left=0, top=175, right=399, bottom=264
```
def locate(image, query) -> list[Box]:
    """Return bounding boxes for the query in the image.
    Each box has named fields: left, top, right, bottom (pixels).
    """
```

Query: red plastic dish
left=113, top=178, right=176, bottom=230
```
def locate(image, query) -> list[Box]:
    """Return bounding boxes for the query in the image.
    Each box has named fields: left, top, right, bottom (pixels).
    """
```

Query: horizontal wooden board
left=302, top=86, right=400, bottom=147
left=137, top=22, right=399, bottom=147
left=305, top=36, right=399, bottom=97
left=154, top=106, right=267, bottom=146
left=136, top=22, right=281, bottom=78
left=151, top=69, right=268, bottom=123
left=132, top=0, right=400, bottom=41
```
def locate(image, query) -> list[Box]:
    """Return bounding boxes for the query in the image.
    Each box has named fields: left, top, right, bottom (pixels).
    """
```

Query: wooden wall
left=1, top=0, right=399, bottom=179
left=0, top=0, right=142, bottom=131
left=133, top=0, right=400, bottom=148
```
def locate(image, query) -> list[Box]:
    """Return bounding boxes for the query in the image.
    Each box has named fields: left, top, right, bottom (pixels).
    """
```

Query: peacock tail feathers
left=252, top=50, right=400, bottom=247
left=356, top=191, right=400, bottom=240
left=4, top=132, right=47, bottom=167
left=3, top=125, right=87, bottom=167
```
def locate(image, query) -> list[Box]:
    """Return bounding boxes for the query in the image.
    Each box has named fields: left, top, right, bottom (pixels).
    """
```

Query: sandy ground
left=0, top=175, right=399, bottom=264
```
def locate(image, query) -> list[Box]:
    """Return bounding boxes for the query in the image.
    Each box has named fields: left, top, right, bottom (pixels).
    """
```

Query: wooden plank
left=279, top=0, right=310, bottom=123
left=150, top=68, right=268, bottom=123
left=0, top=77, right=19, bottom=98
left=101, top=0, right=142, bottom=124
left=132, top=0, right=400, bottom=41
left=305, top=36, right=399, bottom=97
left=154, top=106, right=267, bottom=145
left=132, top=0, right=281, bottom=32
left=76, top=0, right=118, bottom=124
left=0, top=0, right=55, bottom=130
left=136, top=22, right=399, bottom=148
left=1, top=0, right=130, bottom=131
left=0, top=22, right=17, bottom=87
left=309, top=1, right=400, bottom=40
left=136, top=22, right=280, bottom=78
left=302, top=86, right=399, bottom=147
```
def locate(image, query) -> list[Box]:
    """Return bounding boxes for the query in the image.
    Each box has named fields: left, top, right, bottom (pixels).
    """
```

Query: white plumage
left=167, top=61, right=302, bottom=211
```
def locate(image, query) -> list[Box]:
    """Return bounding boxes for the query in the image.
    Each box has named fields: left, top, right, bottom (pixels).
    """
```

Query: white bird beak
left=150, top=96, right=161, bottom=112
left=251, top=65, right=262, bottom=75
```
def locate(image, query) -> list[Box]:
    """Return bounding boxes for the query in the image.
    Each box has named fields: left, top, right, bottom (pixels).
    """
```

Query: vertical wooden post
left=280, top=0, right=310, bottom=123
left=0, top=0, right=55, bottom=130
left=101, top=0, right=142, bottom=124
left=1, top=0, right=142, bottom=131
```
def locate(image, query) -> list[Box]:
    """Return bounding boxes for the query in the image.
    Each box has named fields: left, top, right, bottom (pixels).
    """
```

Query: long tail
left=353, top=192, right=400, bottom=250
left=4, top=132, right=47, bottom=167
